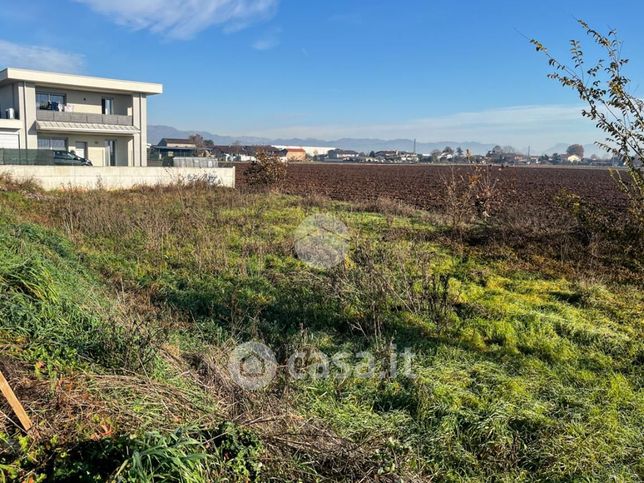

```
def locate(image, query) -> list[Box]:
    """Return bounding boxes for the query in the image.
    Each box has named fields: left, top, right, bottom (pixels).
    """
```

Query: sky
left=1, top=0, right=643, bottom=151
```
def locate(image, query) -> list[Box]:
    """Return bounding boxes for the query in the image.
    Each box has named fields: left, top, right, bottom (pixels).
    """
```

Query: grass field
left=0, top=174, right=642, bottom=481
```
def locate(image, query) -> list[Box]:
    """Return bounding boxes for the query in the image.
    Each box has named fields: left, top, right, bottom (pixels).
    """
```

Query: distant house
left=150, top=138, right=197, bottom=160
left=158, top=138, right=197, bottom=150
left=374, top=150, right=398, bottom=162
left=566, top=154, right=582, bottom=163
left=372, top=150, right=418, bottom=163
left=285, top=147, right=307, bottom=162
left=273, top=145, right=336, bottom=157
left=485, top=148, right=522, bottom=164
left=210, top=145, right=285, bottom=162
left=327, top=149, right=360, bottom=161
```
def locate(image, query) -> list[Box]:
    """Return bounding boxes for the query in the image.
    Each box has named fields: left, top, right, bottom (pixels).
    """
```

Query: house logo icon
left=294, top=214, right=349, bottom=270
left=227, top=341, right=277, bottom=391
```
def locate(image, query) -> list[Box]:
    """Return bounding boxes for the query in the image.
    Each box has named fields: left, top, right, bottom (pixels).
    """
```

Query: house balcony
left=36, top=110, right=133, bottom=126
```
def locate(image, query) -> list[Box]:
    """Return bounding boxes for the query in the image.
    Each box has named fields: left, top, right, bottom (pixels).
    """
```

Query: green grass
left=0, top=185, right=642, bottom=481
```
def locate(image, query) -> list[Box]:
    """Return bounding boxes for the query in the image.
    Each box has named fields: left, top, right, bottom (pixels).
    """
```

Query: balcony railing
left=36, top=110, right=133, bottom=126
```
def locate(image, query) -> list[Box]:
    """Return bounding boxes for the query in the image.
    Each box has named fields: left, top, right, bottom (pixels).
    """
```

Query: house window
left=36, top=92, right=65, bottom=111
left=105, top=140, right=116, bottom=166
left=102, top=98, right=114, bottom=115
left=38, top=137, right=67, bottom=150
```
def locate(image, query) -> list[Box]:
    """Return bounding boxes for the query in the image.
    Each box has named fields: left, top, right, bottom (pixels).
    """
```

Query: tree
left=532, top=21, right=644, bottom=226
left=566, top=144, right=585, bottom=158
left=189, top=134, right=204, bottom=147
left=456, top=147, right=464, bottom=157
left=189, top=134, right=210, bottom=157
left=442, top=146, right=454, bottom=155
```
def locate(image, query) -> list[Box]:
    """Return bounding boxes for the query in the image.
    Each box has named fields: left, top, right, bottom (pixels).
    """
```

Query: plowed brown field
left=236, top=164, right=626, bottom=219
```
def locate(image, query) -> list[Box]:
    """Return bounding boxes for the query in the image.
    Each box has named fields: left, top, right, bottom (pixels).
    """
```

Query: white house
left=273, top=145, right=337, bottom=157
left=0, top=68, right=162, bottom=166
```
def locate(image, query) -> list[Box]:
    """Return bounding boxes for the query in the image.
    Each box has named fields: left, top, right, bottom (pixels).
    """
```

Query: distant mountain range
left=148, top=125, right=605, bottom=157
left=148, top=125, right=497, bottom=155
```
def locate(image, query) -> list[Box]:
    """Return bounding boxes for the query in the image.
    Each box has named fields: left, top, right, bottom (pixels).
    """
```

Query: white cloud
left=248, top=104, right=599, bottom=151
left=75, top=0, right=279, bottom=39
left=0, top=40, right=85, bottom=73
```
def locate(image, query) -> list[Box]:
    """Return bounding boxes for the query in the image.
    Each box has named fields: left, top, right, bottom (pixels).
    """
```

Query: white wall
left=15, top=82, right=38, bottom=149
left=0, top=166, right=236, bottom=191
left=0, top=129, right=20, bottom=148
left=131, top=94, right=146, bottom=166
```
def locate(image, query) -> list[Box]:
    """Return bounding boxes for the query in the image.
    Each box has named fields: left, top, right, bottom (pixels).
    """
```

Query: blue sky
left=1, top=0, right=643, bottom=150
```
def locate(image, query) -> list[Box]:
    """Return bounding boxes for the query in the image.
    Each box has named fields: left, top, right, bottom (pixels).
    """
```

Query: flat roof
left=0, top=67, right=163, bottom=95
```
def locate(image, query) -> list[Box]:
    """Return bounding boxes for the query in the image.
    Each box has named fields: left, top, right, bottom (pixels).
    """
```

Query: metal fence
left=0, top=149, right=55, bottom=165
left=173, top=157, right=219, bottom=168
left=1, top=149, right=229, bottom=168
left=147, top=156, right=221, bottom=168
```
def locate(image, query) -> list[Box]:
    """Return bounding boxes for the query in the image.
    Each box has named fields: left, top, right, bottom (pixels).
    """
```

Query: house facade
left=327, top=149, right=360, bottom=161
left=0, top=68, right=162, bottom=166
left=285, top=147, right=307, bottom=162
left=149, top=138, right=198, bottom=163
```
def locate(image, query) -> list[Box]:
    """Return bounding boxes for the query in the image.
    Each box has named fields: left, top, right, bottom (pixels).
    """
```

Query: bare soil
left=236, top=164, right=627, bottom=220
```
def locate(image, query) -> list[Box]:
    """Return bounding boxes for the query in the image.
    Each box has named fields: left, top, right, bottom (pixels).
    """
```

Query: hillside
left=0, top=175, right=642, bottom=481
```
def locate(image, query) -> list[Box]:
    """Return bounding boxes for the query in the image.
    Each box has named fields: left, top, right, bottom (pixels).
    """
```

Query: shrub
left=0, top=173, right=42, bottom=193
left=330, top=244, right=456, bottom=340
left=243, top=150, right=287, bottom=190
left=533, top=21, right=644, bottom=237
left=441, top=165, right=503, bottom=237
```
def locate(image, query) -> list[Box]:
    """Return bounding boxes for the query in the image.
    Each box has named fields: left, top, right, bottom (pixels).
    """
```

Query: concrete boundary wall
left=0, top=166, right=235, bottom=190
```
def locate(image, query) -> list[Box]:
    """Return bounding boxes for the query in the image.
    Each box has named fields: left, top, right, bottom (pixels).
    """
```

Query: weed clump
left=1, top=423, right=262, bottom=482
left=243, top=151, right=287, bottom=191
left=328, top=243, right=457, bottom=340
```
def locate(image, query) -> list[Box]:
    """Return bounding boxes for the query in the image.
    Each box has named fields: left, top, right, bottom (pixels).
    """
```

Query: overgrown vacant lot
left=0, top=177, right=642, bottom=481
